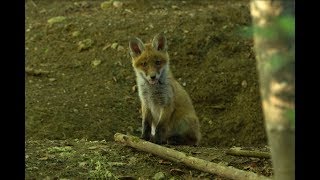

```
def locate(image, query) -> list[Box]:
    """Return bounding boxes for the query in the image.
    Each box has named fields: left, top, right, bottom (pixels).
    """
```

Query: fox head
left=129, top=33, right=169, bottom=85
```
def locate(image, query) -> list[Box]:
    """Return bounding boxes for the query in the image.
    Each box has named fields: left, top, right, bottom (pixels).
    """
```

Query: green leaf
left=285, top=108, right=295, bottom=127
left=277, top=16, right=295, bottom=37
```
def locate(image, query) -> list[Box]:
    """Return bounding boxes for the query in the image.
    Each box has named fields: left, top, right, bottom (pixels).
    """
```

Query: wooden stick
left=226, top=148, right=271, bottom=159
left=114, top=133, right=271, bottom=180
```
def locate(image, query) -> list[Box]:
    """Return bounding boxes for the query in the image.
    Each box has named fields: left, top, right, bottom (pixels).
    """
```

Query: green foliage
left=47, top=146, right=73, bottom=153
left=47, top=146, right=77, bottom=161
left=277, top=15, right=295, bottom=38
left=238, top=14, right=295, bottom=74
left=264, top=54, right=283, bottom=74
left=88, top=157, right=118, bottom=179
left=239, top=12, right=295, bottom=127
left=263, top=52, right=294, bottom=74
left=89, top=161, right=117, bottom=179
left=238, top=15, right=295, bottom=39
left=238, top=26, right=253, bottom=38
left=285, top=108, right=295, bottom=128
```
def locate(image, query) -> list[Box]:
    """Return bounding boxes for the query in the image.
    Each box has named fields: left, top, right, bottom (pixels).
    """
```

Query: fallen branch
left=114, top=133, right=271, bottom=180
left=226, top=147, right=271, bottom=159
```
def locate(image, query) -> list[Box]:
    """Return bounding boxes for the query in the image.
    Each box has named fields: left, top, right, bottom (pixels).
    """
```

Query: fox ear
left=129, top=37, right=145, bottom=58
left=152, top=32, right=167, bottom=51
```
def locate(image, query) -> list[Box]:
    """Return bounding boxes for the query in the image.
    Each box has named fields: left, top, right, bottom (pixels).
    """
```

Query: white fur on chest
left=136, top=73, right=171, bottom=136
left=150, top=105, right=163, bottom=136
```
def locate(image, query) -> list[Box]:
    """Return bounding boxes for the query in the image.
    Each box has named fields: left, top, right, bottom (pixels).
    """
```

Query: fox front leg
left=141, top=118, right=151, bottom=140
left=151, top=126, right=166, bottom=144
left=150, top=107, right=172, bottom=144
left=141, top=104, right=152, bottom=141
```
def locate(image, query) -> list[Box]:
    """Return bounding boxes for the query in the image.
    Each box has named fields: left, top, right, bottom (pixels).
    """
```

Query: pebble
left=72, top=31, right=80, bottom=37
left=88, top=146, right=97, bottom=150
left=113, top=1, right=123, bottom=8
left=171, top=5, right=179, bottom=10
left=78, top=39, right=94, bottom=51
left=241, top=80, right=248, bottom=88
left=47, top=16, right=66, bottom=25
left=124, top=9, right=133, bottom=13
left=49, top=78, right=56, bottom=82
left=189, top=13, right=195, bottom=18
left=91, top=59, right=101, bottom=67
left=79, top=162, right=87, bottom=167
left=117, top=45, right=124, bottom=51
left=111, top=42, right=119, bottom=49
left=153, top=172, right=165, bottom=180
left=101, top=1, right=112, bottom=10
left=38, top=156, right=49, bottom=161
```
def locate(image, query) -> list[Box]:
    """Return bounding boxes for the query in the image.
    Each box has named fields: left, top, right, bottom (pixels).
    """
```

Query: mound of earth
left=26, top=0, right=269, bottom=179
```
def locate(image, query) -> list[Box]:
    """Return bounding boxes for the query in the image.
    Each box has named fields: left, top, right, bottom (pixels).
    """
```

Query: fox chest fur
left=137, top=76, right=173, bottom=121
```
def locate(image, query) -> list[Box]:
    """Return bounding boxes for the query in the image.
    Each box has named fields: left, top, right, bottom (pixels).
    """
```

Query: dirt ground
left=26, top=0, right=271, bottom=179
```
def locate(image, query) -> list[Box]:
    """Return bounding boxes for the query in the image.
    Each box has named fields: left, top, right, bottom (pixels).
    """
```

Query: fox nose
left=150, top=75, right=156, bottom=80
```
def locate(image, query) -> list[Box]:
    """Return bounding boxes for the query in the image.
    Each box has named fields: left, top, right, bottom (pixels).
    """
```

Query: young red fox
left=128, top=33, right=201, bottom=145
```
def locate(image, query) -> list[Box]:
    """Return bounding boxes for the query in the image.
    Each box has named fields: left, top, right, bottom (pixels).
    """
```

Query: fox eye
left=141, top=62, right=147, bottom=67
left=155, top=60, right=161, bottom=65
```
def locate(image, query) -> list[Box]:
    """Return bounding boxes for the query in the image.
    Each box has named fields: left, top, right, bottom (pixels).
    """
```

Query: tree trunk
left=250, top=1, right=295, bottom=180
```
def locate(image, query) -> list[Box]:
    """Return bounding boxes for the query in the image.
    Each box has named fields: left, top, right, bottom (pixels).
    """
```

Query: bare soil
left=26, top=0, right=271, bottom=179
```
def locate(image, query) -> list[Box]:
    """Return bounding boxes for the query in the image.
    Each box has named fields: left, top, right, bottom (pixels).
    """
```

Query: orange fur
left=129, top=33, right=201, bottom=145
